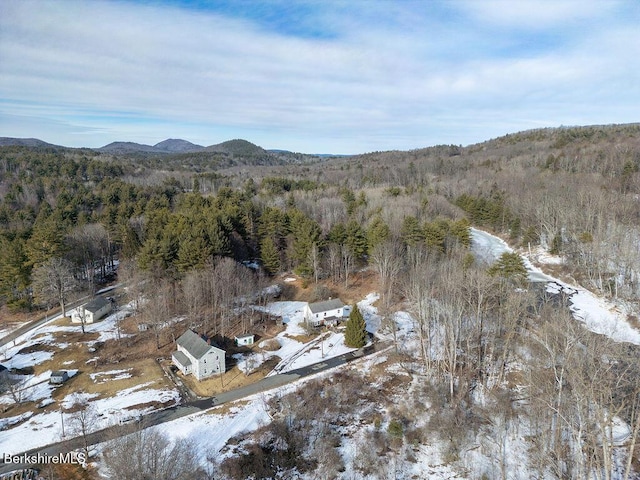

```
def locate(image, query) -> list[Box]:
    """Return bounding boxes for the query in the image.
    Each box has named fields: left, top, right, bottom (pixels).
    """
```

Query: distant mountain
left=205, top=139, right=266, bottom=156
left=0, top=137, right=61, bottom=148
left=154, top=139, right=204, bottom=153
left=98, top=141, right=161, bottom=154
left=99, top=138, right=205, bottom=154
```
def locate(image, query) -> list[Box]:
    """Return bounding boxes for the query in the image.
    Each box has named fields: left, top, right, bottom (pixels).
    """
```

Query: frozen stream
left=470, top=228, right=640, bottom=345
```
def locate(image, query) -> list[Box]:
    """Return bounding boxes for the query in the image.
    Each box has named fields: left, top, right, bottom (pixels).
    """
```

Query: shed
left=50, top=370, right=70, bottom=384
left=71, top=297, right=112, bottom=324
left=235, top=333, right=255, bottom=346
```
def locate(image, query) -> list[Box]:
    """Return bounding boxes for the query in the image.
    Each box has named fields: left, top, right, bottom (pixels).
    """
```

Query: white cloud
left=460, top=0, right=621, bottom=29
left=0, top=0, right=638, bottom=153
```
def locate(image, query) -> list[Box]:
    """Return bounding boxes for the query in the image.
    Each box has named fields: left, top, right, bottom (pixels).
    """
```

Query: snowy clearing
left=249, top=300, right=357, bottom=376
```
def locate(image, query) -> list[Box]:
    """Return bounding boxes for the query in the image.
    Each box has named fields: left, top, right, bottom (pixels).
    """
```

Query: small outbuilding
left=235, top=333, right=255, bottom=346
left=50, top=370, right=70, bottom=385
left=71, top=297, right=112, bottom=324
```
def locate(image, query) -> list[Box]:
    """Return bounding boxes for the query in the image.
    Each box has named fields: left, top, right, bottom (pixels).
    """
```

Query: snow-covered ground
left=131, top=294, right=466, bottom=480
left=1, top=294, right=376, bottom=459
left=0, top=320, right=29, bottom=341
left=246, top=300, right=359, bottom=375
left=471, top=228, right=640, bottom=345
left=0, top=375, right=180, bottom=456
left=0, top=299, right=180, bottom=456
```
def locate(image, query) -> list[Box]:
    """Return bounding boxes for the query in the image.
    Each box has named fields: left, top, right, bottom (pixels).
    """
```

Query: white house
left=71, top=297, right=112, bottom=324
left=235, top=333, right=255, bottom=346
left=304, top=298, right=346, bottom=327
left=172, top=330, right=225, bottom=381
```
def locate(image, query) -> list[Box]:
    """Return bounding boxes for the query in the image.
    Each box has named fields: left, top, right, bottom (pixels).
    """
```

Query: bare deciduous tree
left=102, top=428, right=202, bottom=480
left=65, top=393, right=98, bottom=458
left=31, top=257, right=78, bottom=317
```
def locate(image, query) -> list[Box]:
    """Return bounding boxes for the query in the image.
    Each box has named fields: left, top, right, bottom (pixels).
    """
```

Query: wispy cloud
left=0, top=0, right=638, bottom=153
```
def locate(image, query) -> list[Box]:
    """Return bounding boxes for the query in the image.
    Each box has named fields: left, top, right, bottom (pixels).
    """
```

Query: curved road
left=0, top=342, right=389, bottom=475
left=0, top=286, right=120, bottom=350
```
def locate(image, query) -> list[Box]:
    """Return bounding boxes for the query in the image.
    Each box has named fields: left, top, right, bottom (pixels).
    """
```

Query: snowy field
left=0, top=300, right=180, bottom=455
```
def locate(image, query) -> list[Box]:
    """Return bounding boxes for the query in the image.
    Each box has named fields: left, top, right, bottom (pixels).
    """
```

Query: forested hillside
left=2, top=124, right=640, bottom=479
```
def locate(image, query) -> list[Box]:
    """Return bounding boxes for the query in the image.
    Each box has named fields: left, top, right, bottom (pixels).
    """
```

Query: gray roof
left=50, top=370, right=68, bottom=378
left=235, top=333, right=254, bottom=340
left=84, top=297, right=110, bottom=313
left=177, top=330, right=215, bottom=359
left=308, top=299, right=344, bottom=314
left=172, top=350, right=192, bottom=367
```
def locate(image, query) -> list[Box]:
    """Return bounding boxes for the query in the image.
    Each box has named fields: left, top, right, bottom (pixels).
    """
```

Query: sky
left=0, top=0, right=639, bottom=154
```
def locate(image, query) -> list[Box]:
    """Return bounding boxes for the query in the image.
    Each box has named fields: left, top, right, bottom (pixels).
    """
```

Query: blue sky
left=1, top=0, right=639, bottom=154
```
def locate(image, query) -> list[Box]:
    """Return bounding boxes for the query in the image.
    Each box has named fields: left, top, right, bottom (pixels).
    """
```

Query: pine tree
left=423, top=221, right=446, bottom=252
left=487, top=252, right=528, bottom=284
left=366, top=216, right=390, bottom=252
left=549, top=232, right=562, bottom=255
left=260, top=237, right=281, bottom=275
left=345, top=220, right=367, bottom=259
left=344, top=304, right=367, bottom=348
left=401, top=216, right=423, bottom=246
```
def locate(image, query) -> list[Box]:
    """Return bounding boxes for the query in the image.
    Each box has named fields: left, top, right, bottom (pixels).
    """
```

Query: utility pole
left=60, top=407, right=65, bottom=438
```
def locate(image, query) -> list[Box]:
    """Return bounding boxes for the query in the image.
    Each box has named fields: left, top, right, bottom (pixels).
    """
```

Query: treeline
left=0, top=146, right=472, bottom=312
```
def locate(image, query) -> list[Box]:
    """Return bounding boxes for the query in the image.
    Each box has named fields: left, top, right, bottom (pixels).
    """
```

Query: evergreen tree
left=207, top=217, right=231, bottom=256
left=340, top=188, right=357, bottom=215
left=260, top=237, right=281, bottom=275
left=120, top=222, right=142, bottom=259
left=25, top=205, right=66, bottom=267
left=366, top=216, right=390, bottom=252
left=401, top=216, right=423, bottom=246
left=344, top=304, right=367, bottom=348
left=327, top=222, right=347, bottom=245
left=287, top=209, right=321, bottom=275
left=344, top=220, right=368, bottom=259
left=0, top=237, right=31, bottom=309
left=176, top=226, right=212, bottom=272
left=549, top=232, right=563, bottom=255
left=423, top=221, right=447, bottom=252
left=450, top=217, right=471, bottom=247
left=487, top=252, right=528, bottom=284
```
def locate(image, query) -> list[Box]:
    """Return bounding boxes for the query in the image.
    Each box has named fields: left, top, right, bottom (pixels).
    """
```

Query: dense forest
left=2, top=124, right=639, bottom=312
left=2, top=123, right=640, bottom=479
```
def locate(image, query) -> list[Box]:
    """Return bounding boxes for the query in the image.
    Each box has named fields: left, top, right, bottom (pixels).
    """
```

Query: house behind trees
left=71, top=297, right=112, bottom=324
left=172, top=330, right=225, bottom=381
left=304, top=299, right=348, bottom=327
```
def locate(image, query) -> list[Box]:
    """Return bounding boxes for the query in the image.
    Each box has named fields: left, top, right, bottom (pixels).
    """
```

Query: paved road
left=0, top=341, right=389, bottom=475
left=0, top=286, right=121, bottom=349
